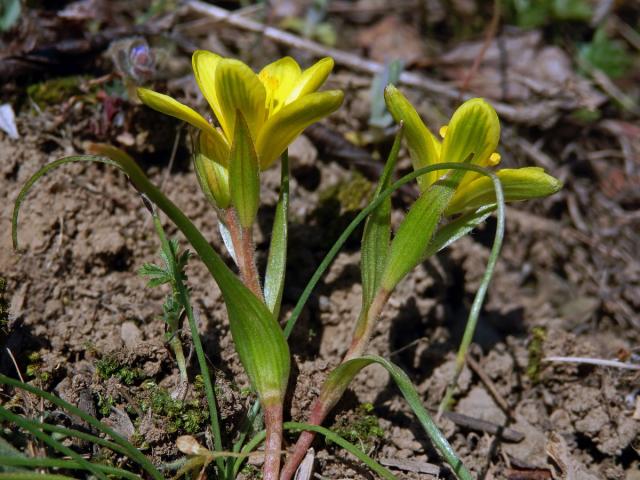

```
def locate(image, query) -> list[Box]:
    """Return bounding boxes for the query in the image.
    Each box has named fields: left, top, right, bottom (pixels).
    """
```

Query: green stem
left=150, top=212, right=226, bottom=476
left=281, top=163, right=505, bottom=480
left=169, top=334, right=188, bottom=384
left=437, top=175, right=505, bottom=416
left=283, top=162, right=503, bottom=339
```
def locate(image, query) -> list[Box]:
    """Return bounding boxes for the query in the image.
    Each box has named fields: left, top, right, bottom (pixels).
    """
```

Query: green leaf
left=229, top=111, right=261, bottom=229
left=0, top=407, right=109, bottom=480
left=0, top=376, right=162, bottom=480
left=579, top=28, right=633, bottom=79
left=361, top=126, right=402, bottom=308
left=322, top=356, right=473, bottom=480
left=264, top=151, right=289, bottom=317
left=552, top=0, right=591, bottom=21
left=0, top=436, right=26, bottom=473
left=0, top=0, right=20, bottom=32
left=12, top=153, right=290, bottom=413
left=381, top=167, right=468, bottom=292
left=422, top=205, right=495, bottom=260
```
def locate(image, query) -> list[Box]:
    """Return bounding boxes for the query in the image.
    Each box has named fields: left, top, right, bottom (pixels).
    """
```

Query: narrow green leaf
left=0, top=437, right=26, bottom=473
left=0, top=457, right=140, bottom=480
left=0, top=407, right=108, bottom=480
left=361, top=126, right=402, bottom=308
left=0, top=376, right=162, bottom=480
left=11, top=151, right=290, bottom=453
left=264, top=151, right=289, bottom=317
left=422, top=205, right=495, bottom=260
left=323, top=356, right=473, bottom=480
left=283, top=161, right=495, bottom=340
left=0, top=474, right=76, bottom=480
left=229, top=111, right=261, bottom=229
left=148, top=211, right=225, bottom=475
left=381, top=166, right=468, bottom=292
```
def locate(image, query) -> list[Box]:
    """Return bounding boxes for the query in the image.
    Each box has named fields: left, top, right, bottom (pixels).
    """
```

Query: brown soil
left=1, top=3, right=639, bottom=480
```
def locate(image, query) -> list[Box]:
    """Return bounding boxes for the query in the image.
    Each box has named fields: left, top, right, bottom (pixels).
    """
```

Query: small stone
left=120, top=321, right=143, bottom=349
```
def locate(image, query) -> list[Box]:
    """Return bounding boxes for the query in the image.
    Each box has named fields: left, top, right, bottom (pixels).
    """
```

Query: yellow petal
left=256, top=90, right=344, bottom=169
left=440, top=97, right=500, bottom=189
left=194, top=132, right=230, bottom=208
left=259, top=56, right=302, bottom=115
left=285, top=57, right=334, bottom=104
left=192, top=50, right=226, bottom=134
left=441, top=98, right=500, bottom=165
left=446, top=167, right=562, bottom=215
left=384, top=85, right=441, bottom=190
left=137, top=87, right=220, bottom=139
left=215, top=59, right=267, bottom=141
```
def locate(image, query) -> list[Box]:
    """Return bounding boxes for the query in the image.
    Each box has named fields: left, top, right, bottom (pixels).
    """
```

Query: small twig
left=441, top=411, right=524, bottom=443
left=160, top=124, right=183, bottom=190
left=466, top=354, right=511, bottom=416
left=186, top=0, right=527, bottom=122
left=544, top=356, right=640, bottom=370
left=458, top=0, right=501, bottom=98
left=379, top=457, right=439, bottom=476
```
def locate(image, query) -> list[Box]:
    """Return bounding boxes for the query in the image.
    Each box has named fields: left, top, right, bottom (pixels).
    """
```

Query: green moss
left=27, top=76, right=91, bottom=109
left=527, top=326, right=546, bottom=383
left=331, top=403, right=384, bottom=452
left=95, top=354, right=143, bottom=385
left=25, top=352, right=51, bottom=382
left=96, top=393, right=116, bottom=416
left=319, top=172, right=373, bottom=214
left=140, top=384, right=208, bottom=434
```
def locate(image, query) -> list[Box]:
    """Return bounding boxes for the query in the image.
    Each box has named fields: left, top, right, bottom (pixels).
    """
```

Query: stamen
left=489, top=152, right=501, bottom=166
left=439, top=125, right=448, bottom=138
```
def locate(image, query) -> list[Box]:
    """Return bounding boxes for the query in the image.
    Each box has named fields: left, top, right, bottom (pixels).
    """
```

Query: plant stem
left=263, top=402, right=283, bottom=480
left=224, top=209, right=263, bottom=301
left=345, top=288, right=391, bottom=361
left=169, top=334, right=188, bottom=383
left=281, top=289, right=390, bottom=480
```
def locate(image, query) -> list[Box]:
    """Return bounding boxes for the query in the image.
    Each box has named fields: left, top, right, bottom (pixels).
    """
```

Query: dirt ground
left=1, top=1, right=639, bottom=479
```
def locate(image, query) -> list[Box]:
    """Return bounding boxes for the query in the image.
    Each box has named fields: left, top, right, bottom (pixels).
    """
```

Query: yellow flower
left=384, top=85, right=561, bottom=214
left=137, top=52, right=343, bottom=208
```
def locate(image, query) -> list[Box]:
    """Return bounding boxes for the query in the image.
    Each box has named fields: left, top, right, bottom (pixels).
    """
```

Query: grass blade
left=149, top=210, right=226, bottom=476
left=0, top=406, right=108, bottom=480
left=0, top=457, right=140, bottom=480
left=325, top=356, right=473, bottom=480
left=283, top=161, right=503, bottom=339
left=361, top=127, right=402, bottom=308
left=0, top=375, right=162, bottom=480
